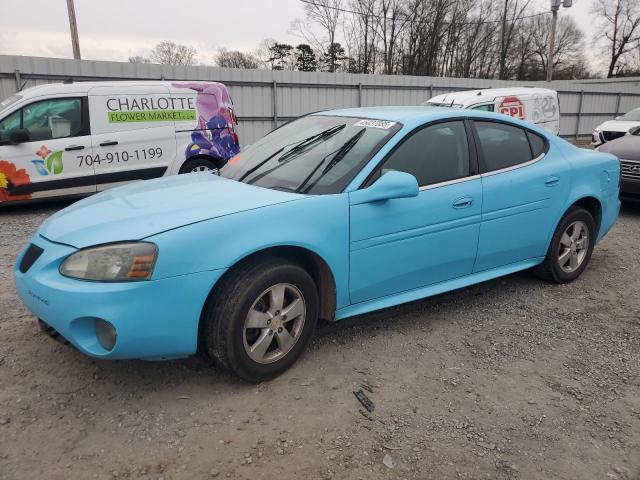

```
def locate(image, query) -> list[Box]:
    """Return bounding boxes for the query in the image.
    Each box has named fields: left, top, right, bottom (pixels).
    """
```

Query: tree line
left=130, top=0, right=640, bottom=79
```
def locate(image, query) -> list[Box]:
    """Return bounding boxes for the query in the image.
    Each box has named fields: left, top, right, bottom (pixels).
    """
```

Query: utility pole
left=66, top=0, right=81, bottom=60
left=546, top=0, right=572, bottom=82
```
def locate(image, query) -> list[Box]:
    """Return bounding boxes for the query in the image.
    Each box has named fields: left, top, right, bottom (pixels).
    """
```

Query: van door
left=88, top=85, right=177, bottom=191
left=0, top=96, right=95, bottom=203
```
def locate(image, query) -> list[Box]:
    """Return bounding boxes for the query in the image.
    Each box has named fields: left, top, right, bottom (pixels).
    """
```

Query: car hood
left=39, top=173, right=303, bottom=248
left=598, top=134, right=640, bottom=160
left=597, top=120, right=640, bottom=132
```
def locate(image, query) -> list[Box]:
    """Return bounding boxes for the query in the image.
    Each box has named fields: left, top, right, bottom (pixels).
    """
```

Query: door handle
left=100, top=140, right=118, bottom=147
left=452, top=197, right=473, bottom=209
left=64, top=145, right=85, bottom=151
left=545, top=176, right=560, bottom=186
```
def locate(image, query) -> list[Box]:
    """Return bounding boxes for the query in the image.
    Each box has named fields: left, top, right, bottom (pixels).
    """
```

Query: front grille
left=19, top=244, right=44, bottom=273
left=602, top=131, right=626, bottom=142
left=621, top=159, right=640, bottom=180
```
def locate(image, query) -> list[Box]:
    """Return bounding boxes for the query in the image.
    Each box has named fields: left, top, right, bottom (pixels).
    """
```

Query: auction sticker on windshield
left=354, top=119, right=397, bottom=129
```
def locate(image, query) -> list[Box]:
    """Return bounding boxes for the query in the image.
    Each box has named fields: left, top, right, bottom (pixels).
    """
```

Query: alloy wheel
left=242, top=283, right=306, bottom=364
left=557, top=220, right=589, bottom=273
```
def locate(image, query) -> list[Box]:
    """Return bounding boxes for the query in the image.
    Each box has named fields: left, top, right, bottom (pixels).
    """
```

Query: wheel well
left=198, top=246, right=337, bottom=349
left=180, top=154, right=224, bottom=173
left=571, top=196, right=602, bottom=233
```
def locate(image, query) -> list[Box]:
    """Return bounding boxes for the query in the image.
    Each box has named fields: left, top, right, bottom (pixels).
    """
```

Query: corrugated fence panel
left=2, top=55, right=640, bottom=144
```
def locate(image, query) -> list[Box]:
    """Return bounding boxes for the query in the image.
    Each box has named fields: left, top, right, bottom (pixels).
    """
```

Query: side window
left=22, top=98, right=84, bottom=142
left=471, top=104, right=494, bottom=112
left=474, top=121, right=532, bottom=172
left=376, top=121, right=470, bottom=187
left=526, top=130, right=547, bottom=157
left=0, top=110, right=21, bottom=144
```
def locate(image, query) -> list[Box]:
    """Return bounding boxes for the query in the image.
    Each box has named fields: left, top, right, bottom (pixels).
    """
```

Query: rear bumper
left=14, top=235, right=225, bottom=360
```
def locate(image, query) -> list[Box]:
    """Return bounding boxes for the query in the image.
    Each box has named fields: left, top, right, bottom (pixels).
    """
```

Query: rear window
left=474, top=121, right=532, bottom=172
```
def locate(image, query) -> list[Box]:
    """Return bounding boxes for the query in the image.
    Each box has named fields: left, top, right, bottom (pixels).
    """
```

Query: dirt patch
left=0, top=200, right=639, bottom=480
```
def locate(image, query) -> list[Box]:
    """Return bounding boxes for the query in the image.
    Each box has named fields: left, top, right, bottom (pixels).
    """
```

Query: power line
left=299, top=0, right=550, bottom=26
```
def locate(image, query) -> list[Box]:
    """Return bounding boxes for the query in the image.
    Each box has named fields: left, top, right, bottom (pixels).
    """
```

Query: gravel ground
left=0, top=200, right=638, bottom=480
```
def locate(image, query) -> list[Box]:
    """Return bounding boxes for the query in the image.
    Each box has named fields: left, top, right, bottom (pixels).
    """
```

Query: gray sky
left=0, top=0, right=599, bottom=69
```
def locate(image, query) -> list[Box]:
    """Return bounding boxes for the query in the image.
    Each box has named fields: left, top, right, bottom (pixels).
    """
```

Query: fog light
left=95, top=319, right=117, bottom=351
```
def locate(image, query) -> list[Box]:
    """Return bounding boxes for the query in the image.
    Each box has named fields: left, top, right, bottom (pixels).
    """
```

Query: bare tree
left=214, top=49, right=261, bottom=69
left=149, top=40, right=197, bottom=66
left=128, top=55, right=150, bottom=63
left=530, top=15, right=584, bottom=79
left=303, top=0, right=344, bottom=72
left=593, top=0, right=640, bottom=77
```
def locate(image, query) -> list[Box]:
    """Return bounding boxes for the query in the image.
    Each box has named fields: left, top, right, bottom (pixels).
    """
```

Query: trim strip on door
left=8, top=167, right=168, bottom=195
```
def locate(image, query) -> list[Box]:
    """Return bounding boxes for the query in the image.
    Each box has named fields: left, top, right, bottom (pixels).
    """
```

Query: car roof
left=15, top=80, right=229, bottom=99
left=313, top=105, right=533, bottom=126
left=427, top=87, right=557, bottom=105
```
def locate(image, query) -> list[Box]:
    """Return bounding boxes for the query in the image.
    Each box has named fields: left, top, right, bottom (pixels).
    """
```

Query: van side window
left=372, top=121, right=470, bottom=187
left=22, top=98, right=84, bottom=142
left=473, top=121, right=532, bottom=172
left=0, top=110, right=21, bottom=143
left=526, top=130, right=548, bottom=157
left=471, top=104, right=494, bottom=112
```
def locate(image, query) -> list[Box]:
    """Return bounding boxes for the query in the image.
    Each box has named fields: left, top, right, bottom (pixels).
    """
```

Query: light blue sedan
left=14, top=107, right=620, bottom=382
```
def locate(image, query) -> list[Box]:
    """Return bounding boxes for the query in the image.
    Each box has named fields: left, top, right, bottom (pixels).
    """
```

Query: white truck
left=0, top=81, right=239, bottom=204
left=424, top=87, right=560, bottom=135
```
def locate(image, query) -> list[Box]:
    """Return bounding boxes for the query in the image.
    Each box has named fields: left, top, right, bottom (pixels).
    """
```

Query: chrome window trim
left=419, top=174, right=481, bottom=191
left=480, top=153, right=546, bottom=178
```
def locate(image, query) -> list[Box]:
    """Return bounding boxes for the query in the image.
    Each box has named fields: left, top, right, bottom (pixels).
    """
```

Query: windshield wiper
left=244, top=124, right=347, bottom=185
left=297, top=128, right=366, bottom=194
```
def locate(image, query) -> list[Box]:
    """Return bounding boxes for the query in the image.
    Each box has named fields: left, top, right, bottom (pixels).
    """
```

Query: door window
left=22, top=98, right=84, bottom=142
left=526, top=130, right=548, bottom=157
left=474, top=121, right=533, bottom=172
left=372, top=121, right=470, bottom=187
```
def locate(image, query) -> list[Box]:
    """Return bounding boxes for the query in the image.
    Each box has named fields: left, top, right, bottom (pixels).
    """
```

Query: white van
left=0, top=81, right=239, bottom=204
left=424, top=87, right=560, bottom=135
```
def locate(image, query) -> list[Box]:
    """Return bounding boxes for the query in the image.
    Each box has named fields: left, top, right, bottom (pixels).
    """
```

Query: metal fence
left=2, top=55, right=640, bottom=144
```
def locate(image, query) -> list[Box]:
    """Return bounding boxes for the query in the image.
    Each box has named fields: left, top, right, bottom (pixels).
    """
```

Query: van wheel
left=179, top=158, right=220, bottom=174
left=203, top=258, right=318, bottom=383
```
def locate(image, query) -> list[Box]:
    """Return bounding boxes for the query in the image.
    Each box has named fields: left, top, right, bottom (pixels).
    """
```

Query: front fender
left=147, top=193, right=351, bottom=309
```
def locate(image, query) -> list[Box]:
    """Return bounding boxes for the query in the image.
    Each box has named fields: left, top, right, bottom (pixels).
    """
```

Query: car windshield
left=0, top=94, right=22, bottom=114
left=619, top=108, right=640, bottom=121
left=220, top=115, right=400, bottom=194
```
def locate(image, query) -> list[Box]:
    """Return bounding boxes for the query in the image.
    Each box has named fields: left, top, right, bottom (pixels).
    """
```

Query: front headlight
left=594, top=127, right=601, bottom=133
left=60, top=242, right=158, bottom=281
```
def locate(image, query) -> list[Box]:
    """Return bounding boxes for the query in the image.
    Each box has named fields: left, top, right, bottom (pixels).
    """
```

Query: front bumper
left=621, top=177, right=640, bottom=199
left=14, top=234, right=225, bottom=360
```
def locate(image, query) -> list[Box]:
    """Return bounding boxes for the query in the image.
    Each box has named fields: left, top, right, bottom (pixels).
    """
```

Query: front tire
left=534, top=206, right=596, bottom=283
left=203, top=258, right=318, bottom=382
left=179, top=157, right=220, bottom=174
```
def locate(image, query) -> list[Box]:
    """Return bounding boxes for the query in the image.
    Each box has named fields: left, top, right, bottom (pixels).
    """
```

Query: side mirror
left=9, top=128, right=30, bottom=144
left=350, top=171, right=419, bottom=206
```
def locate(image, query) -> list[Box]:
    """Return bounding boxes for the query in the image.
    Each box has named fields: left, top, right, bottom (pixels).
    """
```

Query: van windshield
left=220, top=115, right=401, bottom=194
left=0, top=94, right=22, bottom=114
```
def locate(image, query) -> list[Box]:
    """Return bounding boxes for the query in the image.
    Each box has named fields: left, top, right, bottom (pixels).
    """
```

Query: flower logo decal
left=32, top=145, right=63, bottom=176
left=0, top=160, right=33, bottom=202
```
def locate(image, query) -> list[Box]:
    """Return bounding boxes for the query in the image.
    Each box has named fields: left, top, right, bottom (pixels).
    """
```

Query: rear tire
left=179, top=157, right=220, bottom=174
left=203, top=258, right=318, bottom=383
left=534, top=206, right=596, bottom=284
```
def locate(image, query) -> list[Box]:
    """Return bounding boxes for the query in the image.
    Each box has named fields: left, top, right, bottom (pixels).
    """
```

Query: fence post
left=358, top=82, right=363, bottom=107
left=272, top=80, right=278, bottom=129
left=615, top=92, right=621, bottom=117
left=575, top=90, right=584, bottom=140
left=14, top=69, right=22, bottom=92
left=429, top=84, right=433, bottom=99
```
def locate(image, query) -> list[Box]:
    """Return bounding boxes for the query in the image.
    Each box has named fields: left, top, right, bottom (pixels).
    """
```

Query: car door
left=88, top=85, right=177, bottom=191
left=0, top=96, right=95, bottom=203
left=349, top=119, right=482, bottom=304
left=471, top=120, right=570, bottom=272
